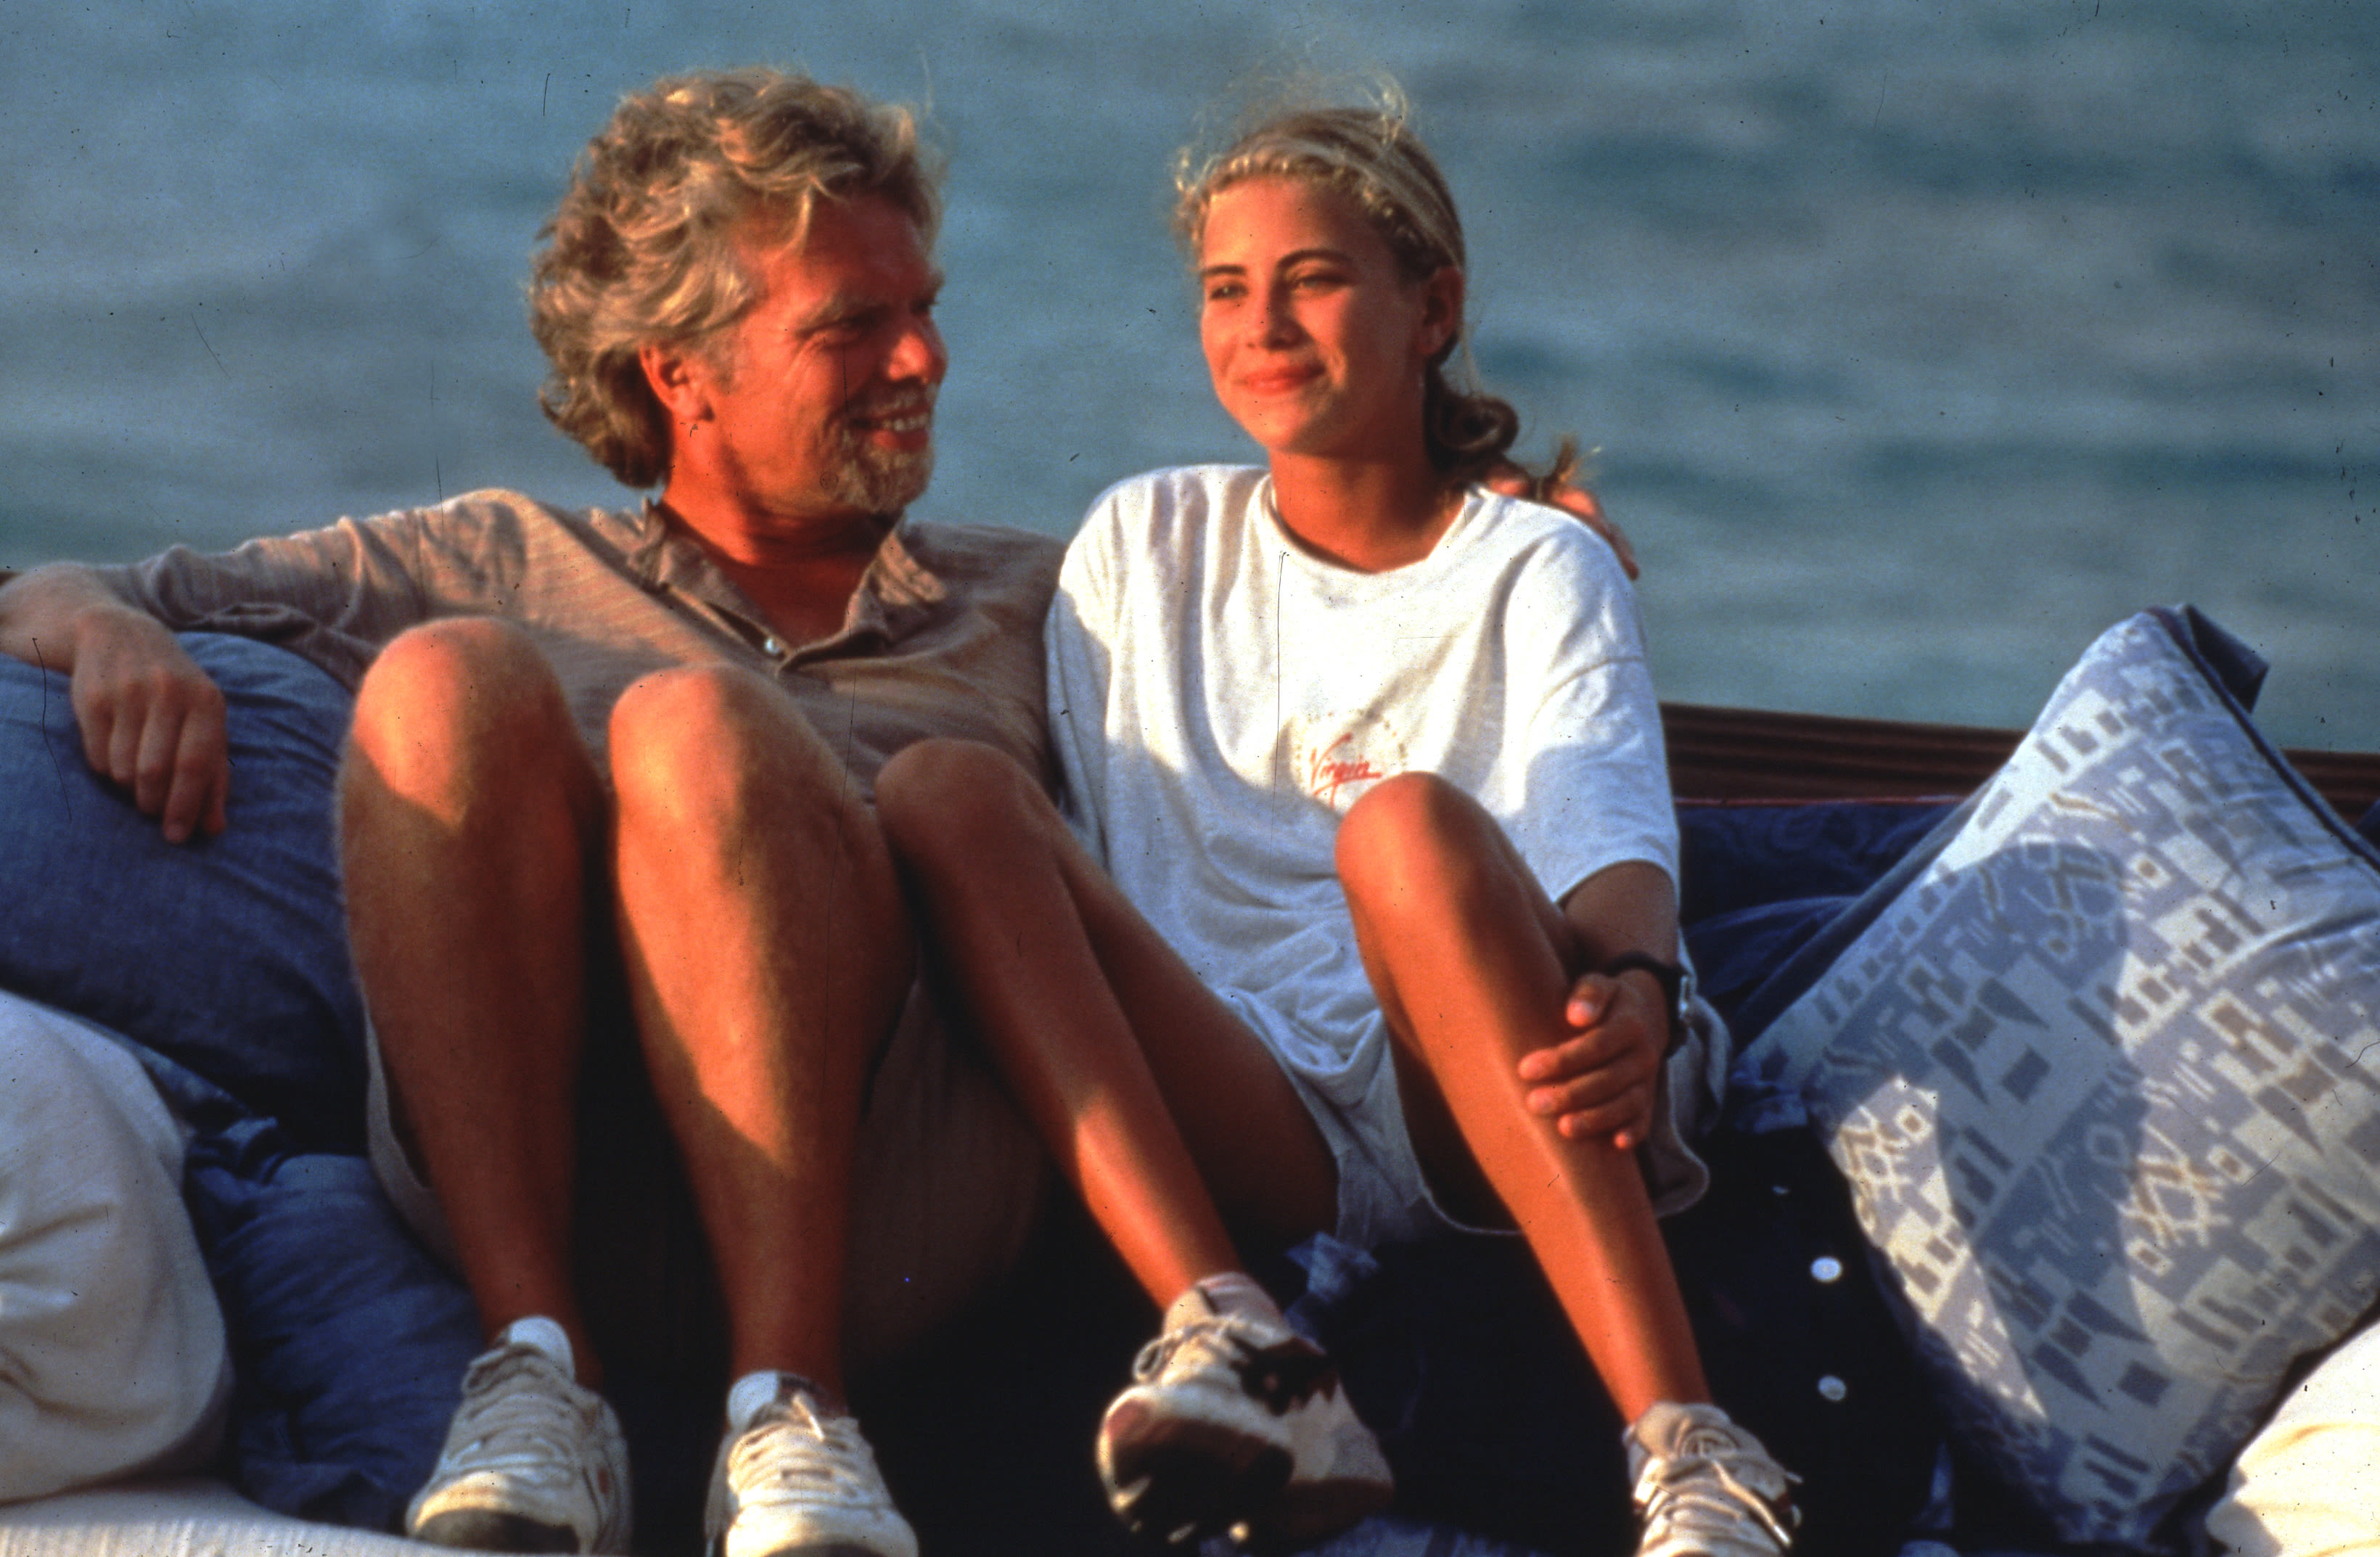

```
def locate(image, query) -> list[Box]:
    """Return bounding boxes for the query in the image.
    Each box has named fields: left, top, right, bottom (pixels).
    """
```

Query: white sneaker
left=406, top=1317, right=631, bottom=1553
left=1096, top=1278, right=1392, bottom=1549
left=1625, top=1401, right=1797, bottom=1557
left=705, top=1373, right=916, bottom=1557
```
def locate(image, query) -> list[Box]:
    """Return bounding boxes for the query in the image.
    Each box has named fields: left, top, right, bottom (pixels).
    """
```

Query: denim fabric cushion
left=1679, top=799, right=1960, bottom=1030
left=1677, top=798, right=1958, bottom=926
left=1736, top=607, right=2380, bottom=1550
left=1, top=633, right=477, bottom=1528
left=184, top=1134, right=482, bottom=1532
left=0, top=633, right=366, bottom=1151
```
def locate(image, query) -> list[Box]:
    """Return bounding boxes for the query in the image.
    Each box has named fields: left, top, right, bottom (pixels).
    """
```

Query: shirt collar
left=630, top=499, right=948, bottom=652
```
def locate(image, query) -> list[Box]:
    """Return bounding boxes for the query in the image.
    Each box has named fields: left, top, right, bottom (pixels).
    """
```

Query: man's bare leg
left=342, top=618, right=607, bottom=1369
left=606, top=665, right=916, bottom=1405
left=343, top=618, right=633, bottom=1553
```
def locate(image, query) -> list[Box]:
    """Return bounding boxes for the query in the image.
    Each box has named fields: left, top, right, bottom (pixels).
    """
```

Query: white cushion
left=0, top=1475, right=440, bottom=1556
left=0, top=993, right=230, bottom=1503
left=2204, top=1318, right=2380, bottom=1556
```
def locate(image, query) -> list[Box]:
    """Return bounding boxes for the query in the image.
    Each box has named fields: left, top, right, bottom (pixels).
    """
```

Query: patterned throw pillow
left=1736, top=607, right=2380, bottom=1550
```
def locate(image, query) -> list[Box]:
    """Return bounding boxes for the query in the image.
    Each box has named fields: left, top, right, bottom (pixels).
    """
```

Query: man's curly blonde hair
left=530, top=68, right=940, bottom=489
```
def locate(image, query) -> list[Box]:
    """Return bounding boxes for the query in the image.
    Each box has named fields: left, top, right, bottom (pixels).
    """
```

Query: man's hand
left=1514, top=967, right=1666, bottom=1150
left=68, top=607, right=230, bottom=843
left=1, top=564, right=231, bottom=843
left=1482, top=461, right=1639, bottom=579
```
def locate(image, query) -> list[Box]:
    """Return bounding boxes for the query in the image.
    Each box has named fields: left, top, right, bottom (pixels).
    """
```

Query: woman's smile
left=1195, top=176, right=1453, bottom=464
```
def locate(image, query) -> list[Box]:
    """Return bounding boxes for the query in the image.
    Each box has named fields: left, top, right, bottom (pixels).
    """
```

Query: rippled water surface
left=4, top=0, right=2373, bottom=749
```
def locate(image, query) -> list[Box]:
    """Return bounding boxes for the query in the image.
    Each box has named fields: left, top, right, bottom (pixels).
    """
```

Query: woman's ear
left=1416, top=265, right=1465, bottom=363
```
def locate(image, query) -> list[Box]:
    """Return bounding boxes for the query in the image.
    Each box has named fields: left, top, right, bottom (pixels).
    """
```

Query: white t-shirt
left=1049, top=465, right=1712, bottom=1243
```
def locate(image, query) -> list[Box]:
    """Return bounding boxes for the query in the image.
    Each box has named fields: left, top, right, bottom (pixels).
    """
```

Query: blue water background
left=4, top=0, right=2373, bottom=750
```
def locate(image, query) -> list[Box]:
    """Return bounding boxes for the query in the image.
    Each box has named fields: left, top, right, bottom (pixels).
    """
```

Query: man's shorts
left=365, top=977, right=1046, bottom=1375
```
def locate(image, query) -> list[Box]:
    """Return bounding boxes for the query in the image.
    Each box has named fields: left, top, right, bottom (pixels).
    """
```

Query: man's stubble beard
left=828, top=433, right=935, bottom=517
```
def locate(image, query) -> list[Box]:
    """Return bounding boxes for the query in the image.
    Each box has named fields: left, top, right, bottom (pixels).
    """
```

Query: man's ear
left=639, top=340, right=710, bottom=424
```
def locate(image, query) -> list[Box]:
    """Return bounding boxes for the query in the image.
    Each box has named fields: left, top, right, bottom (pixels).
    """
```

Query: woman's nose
left=1255, top=283, right=1300, bottom=345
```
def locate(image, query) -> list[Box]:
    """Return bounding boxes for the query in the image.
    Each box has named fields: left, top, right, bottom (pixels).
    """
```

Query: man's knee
left=609, top=665, right=858, bottom=841
left=348, top=618, right=577, bottom=798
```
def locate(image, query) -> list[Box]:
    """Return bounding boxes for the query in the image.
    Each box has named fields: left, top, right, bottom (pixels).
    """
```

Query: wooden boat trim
left=1663, top=699, right=2380, bottom=821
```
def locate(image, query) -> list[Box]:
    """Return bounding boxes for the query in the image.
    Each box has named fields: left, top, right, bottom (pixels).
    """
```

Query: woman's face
left=1195, top=175, right=1458, bottom=464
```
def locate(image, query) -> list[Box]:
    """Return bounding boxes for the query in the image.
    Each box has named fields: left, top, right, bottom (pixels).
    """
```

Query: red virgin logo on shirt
left=1307, top=734, right=1386, bottom=805
left=1289, top=711, right=1408, bottom=810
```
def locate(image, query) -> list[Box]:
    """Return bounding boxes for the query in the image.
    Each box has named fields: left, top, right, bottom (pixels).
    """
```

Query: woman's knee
left=1334, top=771, right=1479, bottom=890
left=876, top=738, right=1043, bottom=862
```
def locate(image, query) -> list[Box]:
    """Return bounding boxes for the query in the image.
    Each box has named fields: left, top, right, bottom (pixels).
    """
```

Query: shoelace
left=1130, top=1312, right=1264, bottom=1384
left=728, top=1393, right=889, bottom=1510
left=1131, top=1313, right=1339, bottom=1417
left=1635, top=1425, right=1797, bottom=1548
left=438, top=1347, right=591, bottom=1483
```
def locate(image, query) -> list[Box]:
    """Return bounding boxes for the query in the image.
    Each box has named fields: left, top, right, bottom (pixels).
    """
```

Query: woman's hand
left=1515, top=967, right=1666, bottom=1149
left=1482, top=464, right=1639, bottom=579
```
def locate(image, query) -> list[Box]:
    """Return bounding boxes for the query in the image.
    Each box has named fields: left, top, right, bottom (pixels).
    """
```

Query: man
left=0, top=69, right=1054, bottom=1557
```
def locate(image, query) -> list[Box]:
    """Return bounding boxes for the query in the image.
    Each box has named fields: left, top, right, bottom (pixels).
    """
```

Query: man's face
left=692, top=195, right=947, bottom=527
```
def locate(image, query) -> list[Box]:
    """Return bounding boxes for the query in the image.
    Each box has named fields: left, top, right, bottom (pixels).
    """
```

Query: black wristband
left=1597, top=952, right=1693, bottom=1056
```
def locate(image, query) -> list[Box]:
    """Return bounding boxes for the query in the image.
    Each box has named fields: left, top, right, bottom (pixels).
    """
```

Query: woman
left=875, top=92, right=1794, bottom=1557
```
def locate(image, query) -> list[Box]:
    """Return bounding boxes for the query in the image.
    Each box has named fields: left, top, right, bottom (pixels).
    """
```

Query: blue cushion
left=0, top=633, right=366, bottom=1151
left=183, top=1125, right=482, bottom=1531
left=1678, top=799, right=1960, bottom=1031
left=1677, top=798, right=1957, bottom=926
left=1282, top=1123, right=1942, bottom=1557
left=1736, top=607, right=2380, bottom=1550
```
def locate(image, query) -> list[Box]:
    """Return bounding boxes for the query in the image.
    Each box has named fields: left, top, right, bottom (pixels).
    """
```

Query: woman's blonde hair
left=1173, top=86, right=1578, bottom=493
left=529, top=68, right=941, bottom=489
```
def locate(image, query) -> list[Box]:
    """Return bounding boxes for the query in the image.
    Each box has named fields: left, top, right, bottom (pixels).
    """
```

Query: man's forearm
left=0, top=564, right=141, bottom=673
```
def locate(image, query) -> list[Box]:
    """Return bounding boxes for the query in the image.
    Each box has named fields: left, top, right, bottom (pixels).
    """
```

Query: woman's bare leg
left=874, top=739, right=1337, bottom=1308
left=1334, top=773, right=1706, bottom=1421
left=880, top=739, right=1391, bottom=1545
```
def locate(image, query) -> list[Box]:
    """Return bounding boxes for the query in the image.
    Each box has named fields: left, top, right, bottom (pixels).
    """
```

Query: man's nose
left=888, top=312, right=947, bottom=384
